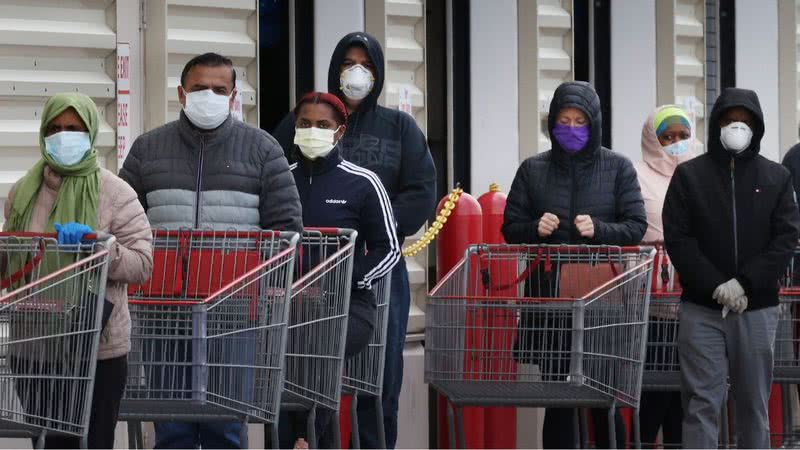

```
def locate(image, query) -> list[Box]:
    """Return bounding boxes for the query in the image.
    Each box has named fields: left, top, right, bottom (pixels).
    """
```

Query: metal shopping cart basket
left=773, top=244, right=800, bottom=447
left=0, top=233, right=115, bottom=448
left=426, top=244, right=655, bottom=449
left=630, top=242, right=684, bottom=449
left=278, top=228, right=356, bottom=449
left=120, top=229, right=298, bottom=449
left=343, top=273, right=391, bottom=449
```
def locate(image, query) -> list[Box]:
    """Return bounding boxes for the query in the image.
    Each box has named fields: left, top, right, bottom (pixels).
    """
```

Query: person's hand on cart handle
left=538, top=212, right=560, bottom=238
left=575, top=215, right=595, bottom=238
left=54, top=222, right=93, bottom=245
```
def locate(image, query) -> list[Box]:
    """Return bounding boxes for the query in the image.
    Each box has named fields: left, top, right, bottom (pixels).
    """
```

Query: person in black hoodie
left=273, top=32, right=436, bottom=449
left=663, top=88, right=800, bottom=448
left=502, top=81, right=646, bottom=448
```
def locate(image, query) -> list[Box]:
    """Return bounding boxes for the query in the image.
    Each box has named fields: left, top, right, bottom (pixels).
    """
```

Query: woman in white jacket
left=635, top=105, right=698, bottom=448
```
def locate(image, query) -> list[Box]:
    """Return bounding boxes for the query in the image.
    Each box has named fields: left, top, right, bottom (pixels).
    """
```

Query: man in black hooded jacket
left=503, top=81, right=646, bottom=449
left=273, top=32, right=436, bottom=449
left=663, top=88, right=800, bottom=448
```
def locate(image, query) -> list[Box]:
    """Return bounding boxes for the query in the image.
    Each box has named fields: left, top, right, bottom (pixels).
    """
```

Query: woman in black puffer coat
left=502, top=81, right=647, bottom=449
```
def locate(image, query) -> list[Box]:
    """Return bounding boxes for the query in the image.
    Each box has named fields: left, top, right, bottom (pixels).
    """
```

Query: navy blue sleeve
left=271, top=111, right=297, bottom=163
left=394, top=114, right=437, bottom=237
left=353, top=173, right=401, bottom=289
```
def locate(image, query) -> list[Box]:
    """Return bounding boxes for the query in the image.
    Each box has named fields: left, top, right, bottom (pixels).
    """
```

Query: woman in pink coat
left=635, top=105, right=698, bottom=447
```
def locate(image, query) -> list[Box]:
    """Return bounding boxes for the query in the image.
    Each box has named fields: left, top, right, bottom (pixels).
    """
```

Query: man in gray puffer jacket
left=120, top=52, right=302, bottom=233
left=119, top=52, right=302, bottom=449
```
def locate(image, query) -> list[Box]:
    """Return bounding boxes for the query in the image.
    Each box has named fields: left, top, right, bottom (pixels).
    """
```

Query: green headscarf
left=6, top=92, right=101, bottom=233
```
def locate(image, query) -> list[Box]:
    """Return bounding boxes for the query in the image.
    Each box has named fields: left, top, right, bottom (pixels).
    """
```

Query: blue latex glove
left=54, top=222, right=93, bottom=245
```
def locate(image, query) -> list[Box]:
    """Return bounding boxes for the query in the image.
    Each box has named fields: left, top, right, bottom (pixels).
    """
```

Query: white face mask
left=44, top=131, right=91, bottom=166
left=340, top=65, right=375, bottom=101
left=295, top=126, right=341, bottom=160
left=182, top=88, right=231, bottom=130
left=720, top=122, right=753, bottom=154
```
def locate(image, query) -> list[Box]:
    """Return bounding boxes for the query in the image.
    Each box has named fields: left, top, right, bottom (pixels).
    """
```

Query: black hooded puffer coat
left=502, top=81, right=647, bottom=246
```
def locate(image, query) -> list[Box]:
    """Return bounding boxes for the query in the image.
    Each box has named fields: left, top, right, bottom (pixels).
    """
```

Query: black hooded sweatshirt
left=272, top=32, right=437, bottom=239
left=502, top=81, right=647, bottom=246
left=663, top=88, right=800, bottom=311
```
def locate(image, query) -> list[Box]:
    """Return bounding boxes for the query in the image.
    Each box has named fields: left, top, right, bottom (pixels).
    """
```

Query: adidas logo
left=326, top=199, right=348, bottom=205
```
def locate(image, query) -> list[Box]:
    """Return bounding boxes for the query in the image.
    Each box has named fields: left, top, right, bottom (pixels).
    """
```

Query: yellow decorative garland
left=402, top=186, right=464, bottom=257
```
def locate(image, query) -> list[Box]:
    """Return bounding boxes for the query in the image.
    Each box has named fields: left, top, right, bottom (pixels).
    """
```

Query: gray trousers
left=678, top=300, right=779, bottom=449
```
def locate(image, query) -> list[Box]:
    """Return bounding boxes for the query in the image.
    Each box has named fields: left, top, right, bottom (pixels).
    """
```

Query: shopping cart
left=773, top=244, right=800, bottom=447
left=120, top=229, right=298, bottom=449
left=426, top=244, right=655, bottom=449
left=631, top=242, right=683, bottom=449
left=0, top=233, right=115, bottom=448
left=343, top=274, right=391, bottom=449
left=278, top=228, right=356, bottom=449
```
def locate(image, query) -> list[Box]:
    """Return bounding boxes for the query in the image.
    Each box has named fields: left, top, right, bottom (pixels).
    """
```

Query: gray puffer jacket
left=120, top=113, right=302, bottom=232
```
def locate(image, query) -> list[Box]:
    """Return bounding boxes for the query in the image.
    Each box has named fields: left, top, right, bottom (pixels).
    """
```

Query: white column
left=313, top=0, right=365, bottom=91
left=116, top=0, right=144, bottom=145
left=469, top=0, right=519, bottom=193
left=610, top=0, right=657, bottom=162
left=736, top=0, right=780, bottom=161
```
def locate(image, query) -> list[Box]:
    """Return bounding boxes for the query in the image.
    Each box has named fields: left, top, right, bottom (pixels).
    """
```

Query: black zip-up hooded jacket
left=272, top=32, right=436, bottom=239
left=502, top=81, right=647, bottom=245
left=663, top=88, right=800, bottom=311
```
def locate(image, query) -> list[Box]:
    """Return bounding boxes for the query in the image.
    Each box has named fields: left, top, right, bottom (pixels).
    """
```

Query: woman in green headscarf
left=4, top=93, right=153, bottom=448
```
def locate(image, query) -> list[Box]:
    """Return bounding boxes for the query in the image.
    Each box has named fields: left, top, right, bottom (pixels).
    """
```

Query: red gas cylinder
left=476, top=184, right=517, bottom=449
left=435, top=190, right=484, bottom=449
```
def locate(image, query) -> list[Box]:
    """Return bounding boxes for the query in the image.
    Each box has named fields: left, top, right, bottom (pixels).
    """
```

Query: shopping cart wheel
left=350, top=395, right=361, bottom=449
left=782, top=383, right=793, bottom=447
left=269, top=422, right=280, bottom=449
left=331, top=412, right=342, bottom=450
left=307, top=405, right=318, bottom=449
left=580, top=408, right=589, bottom=448
left=607, top=407, right=617, bottom=449
left=632, top=408, right=641, bottom=449
left=446, top=401, right=456, bottom=449
left=455, top=406, right=466, bottom=449
left=375, top=395, right=387, bottom=449
left=34, top=430, right=46, bottom=450
left=239, top=420, right=249, bottom=449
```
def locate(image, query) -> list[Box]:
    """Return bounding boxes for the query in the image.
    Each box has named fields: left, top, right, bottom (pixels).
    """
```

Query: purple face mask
left=552, top=124, right=590, bottom=153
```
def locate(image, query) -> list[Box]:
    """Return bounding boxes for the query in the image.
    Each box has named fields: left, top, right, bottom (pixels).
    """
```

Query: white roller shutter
left=657, top=0, right=706, bottom=149
left=0, top=0, right=117, bottom=214
left=519, top=0, right=573, bottom=159
left=145, top=0, right=258, bottom=131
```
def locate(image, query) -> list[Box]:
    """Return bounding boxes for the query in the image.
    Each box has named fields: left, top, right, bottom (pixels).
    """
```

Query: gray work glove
left=713, top=278, right=748, bottom=317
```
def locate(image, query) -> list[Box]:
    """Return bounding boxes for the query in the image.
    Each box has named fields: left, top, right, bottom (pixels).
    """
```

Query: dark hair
left=294, top=92, right=348, bottom=125
left=180, top=52, right=236, bottom=88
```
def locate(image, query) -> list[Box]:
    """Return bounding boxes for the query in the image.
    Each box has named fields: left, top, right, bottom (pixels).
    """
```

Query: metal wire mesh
left=283, top=229, right=356, bottom=412
left=343, top=274, right=391, bottom=396
left=425, top=244, right=654, bottom=409
left=0, top=235, right=112, bottom=439
left=122, top=229, right=297, bottom=425
left=641, top=244, right=681, bottom=392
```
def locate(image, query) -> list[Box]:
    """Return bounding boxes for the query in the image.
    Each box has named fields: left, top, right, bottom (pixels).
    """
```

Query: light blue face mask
left=44, top=131, right=91, bottom=166
left=663, top=139, right=689, bottom=156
